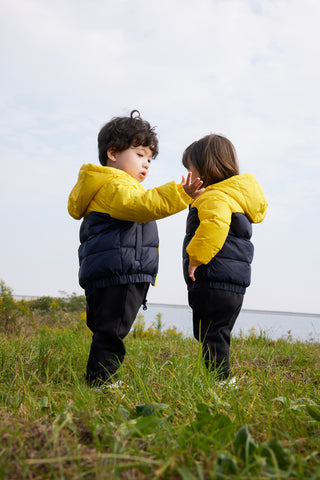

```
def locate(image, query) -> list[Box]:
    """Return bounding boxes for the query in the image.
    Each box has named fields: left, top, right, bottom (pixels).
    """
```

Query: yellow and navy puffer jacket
left=68, top=164, right=192, bottom=294
left=183, top=173, right=268, bottom=293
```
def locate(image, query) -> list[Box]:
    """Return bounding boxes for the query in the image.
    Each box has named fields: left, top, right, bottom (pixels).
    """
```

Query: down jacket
left=68, top=164, right=192, bottom=294
left=183, top=173, right=267, bottom=294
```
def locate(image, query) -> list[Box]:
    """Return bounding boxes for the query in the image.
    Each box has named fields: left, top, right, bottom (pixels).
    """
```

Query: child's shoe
left=91, top=380, right=124, bottom=392
left=217, top=376, right=237, bottom=387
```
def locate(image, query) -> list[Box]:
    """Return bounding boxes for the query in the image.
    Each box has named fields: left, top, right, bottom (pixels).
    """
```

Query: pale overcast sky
left=1, top=0, right=319, bottom=313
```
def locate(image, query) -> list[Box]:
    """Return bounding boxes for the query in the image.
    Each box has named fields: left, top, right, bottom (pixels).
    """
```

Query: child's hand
left=189, top=262, right=198, bottom=282
left=181, top=173, right=205, bottom=199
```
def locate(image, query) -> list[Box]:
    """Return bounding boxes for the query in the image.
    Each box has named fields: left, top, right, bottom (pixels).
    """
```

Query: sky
left=0, top=0, right=319, bottom=314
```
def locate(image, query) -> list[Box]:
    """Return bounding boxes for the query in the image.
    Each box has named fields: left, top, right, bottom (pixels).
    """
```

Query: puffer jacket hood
left=68, top=164, right=123, bottom=220
left=196, top=173, right=267, bottom=224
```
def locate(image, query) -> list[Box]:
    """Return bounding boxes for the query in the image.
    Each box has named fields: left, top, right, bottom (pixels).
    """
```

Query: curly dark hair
left=182, top=134, right=239, bottom=187
left=97, top=110, right=159, bottom=166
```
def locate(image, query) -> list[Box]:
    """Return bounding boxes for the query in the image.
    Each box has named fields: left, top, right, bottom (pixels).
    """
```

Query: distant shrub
left=132, top=313, right=146, bottom=338
left=60, top=293, right=86, bottom=312
left=152, top=312, right=163, bottom=332
left=29, top=293, right=86, bottom=313
left=131, top=312, right=183, bottom=339
left=0, top=280, right=21, bottom=333
left=30, top=296, right=53, bottom=312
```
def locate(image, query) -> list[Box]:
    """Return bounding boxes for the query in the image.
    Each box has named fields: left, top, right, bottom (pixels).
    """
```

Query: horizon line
left=146, top=303, right=320, bottom=318
left=12, top=295, right=320, bottom=317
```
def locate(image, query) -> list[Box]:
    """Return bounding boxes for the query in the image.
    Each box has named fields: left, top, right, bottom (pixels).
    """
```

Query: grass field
left=0, top=296, right=320, bottom=479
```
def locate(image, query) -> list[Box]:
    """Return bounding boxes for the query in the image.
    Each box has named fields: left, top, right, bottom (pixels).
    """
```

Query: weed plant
left=0, top=284, right=319, bottom=479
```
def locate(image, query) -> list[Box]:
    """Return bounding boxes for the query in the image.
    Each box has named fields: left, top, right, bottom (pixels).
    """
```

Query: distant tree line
left=0, top=280, right=86, bottom=333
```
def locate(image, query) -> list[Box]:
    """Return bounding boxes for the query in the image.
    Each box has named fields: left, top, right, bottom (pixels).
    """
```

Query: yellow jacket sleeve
left=86, top=174, right=192, bottom=222
left=186, top=193, right=232, bottom=266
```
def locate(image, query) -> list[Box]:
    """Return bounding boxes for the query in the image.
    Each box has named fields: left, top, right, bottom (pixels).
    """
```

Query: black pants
left=85, top=283, right=149, bottom=385
left=188, top=288, right=243, bottom=379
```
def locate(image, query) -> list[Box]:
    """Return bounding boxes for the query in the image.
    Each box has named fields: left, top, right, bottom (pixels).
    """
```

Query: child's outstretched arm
left=181, top=172, right=205, bottom=199
left=68, top=164, right=205, bottom=222
left=86, top=172, right=204, bottom=223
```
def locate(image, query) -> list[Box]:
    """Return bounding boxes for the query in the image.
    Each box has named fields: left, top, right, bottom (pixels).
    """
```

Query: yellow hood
left=194, top=173, right=267, bottom=224
left=68, top=164, right=117, bottom=220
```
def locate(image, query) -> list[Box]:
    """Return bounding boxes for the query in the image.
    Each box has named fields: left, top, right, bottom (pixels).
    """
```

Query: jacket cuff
left=177, top=183, right=193, bottom=205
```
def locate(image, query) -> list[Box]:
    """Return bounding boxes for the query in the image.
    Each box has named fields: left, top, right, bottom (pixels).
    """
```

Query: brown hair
left=182, top=134, right=239, bottom=187
left=98, top=109, right=159, bottom=166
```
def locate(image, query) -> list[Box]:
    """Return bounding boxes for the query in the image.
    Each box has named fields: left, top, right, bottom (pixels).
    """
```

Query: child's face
left=107, top=145, right=152, bottom=182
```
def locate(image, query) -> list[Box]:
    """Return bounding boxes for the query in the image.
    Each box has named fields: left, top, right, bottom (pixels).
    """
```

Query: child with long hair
left=182, top=134, right=267, bottom=383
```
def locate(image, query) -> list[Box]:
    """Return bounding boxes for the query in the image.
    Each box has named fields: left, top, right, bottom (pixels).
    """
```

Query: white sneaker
left=218, top=377, right=237, bottom=387
left=105, top=380, right=124, bottom=389
left=91, top=380, right=124, bottom=392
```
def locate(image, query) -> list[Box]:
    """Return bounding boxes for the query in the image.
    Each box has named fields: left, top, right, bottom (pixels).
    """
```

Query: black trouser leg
left=189, top=288, right=243, bottom=379
left=85, top=283, right=149, bottom=384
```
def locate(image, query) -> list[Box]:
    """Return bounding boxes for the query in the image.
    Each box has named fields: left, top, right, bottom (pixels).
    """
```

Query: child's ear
left=107, top=148, right=118, bottom=163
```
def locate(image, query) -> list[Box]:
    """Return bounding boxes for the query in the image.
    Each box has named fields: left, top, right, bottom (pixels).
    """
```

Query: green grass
left=0, top=315, right=319, bottom=479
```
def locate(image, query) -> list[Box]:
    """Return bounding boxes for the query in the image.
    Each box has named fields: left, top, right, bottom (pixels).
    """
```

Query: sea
left=138, top=303, right=320, bottom=342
